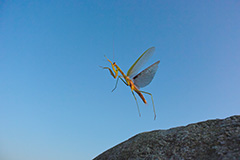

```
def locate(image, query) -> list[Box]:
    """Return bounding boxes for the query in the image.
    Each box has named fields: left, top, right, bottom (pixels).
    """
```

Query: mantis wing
left=127, top=47, right=155, bottom=78
left=133, top=61, right=160, bottom=88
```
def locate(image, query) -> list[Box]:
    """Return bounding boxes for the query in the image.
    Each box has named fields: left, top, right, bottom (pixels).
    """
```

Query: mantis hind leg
left=112, top=78, right=141, bottom=117
left=99, top=66, right=116, bottom=78
left=132, top=91, right=141, bottom=117
left=139, top=90, right=156, bottom=120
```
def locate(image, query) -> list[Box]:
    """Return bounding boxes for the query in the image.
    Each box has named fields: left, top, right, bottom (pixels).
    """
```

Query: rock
left=93, top=115, right=240, bottom=160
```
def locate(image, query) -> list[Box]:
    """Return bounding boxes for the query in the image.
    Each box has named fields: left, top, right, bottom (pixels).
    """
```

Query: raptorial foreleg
left=100, top=65, right=118, bottom=79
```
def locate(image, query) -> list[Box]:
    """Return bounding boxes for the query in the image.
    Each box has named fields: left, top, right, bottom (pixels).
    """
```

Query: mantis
left=101, top=47, right=160, bottom=120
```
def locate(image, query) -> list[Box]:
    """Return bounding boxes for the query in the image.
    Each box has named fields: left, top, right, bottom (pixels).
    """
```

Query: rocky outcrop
left=94, top=115, right=240, bottom=160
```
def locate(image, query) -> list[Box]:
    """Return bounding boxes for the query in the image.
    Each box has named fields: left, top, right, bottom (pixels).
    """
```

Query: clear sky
left=1, top=1, right=240, bottom=160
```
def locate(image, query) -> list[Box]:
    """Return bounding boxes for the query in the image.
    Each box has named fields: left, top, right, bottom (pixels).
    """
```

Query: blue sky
left=1, top=1, right=240, bottom=159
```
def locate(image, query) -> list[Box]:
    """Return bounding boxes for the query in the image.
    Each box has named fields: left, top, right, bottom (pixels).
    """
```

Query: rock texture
left=94, top=115, right=240, bottom=160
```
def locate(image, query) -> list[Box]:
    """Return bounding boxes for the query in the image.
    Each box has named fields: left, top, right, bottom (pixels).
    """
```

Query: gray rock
left=93, top=115, right=240, bottom=160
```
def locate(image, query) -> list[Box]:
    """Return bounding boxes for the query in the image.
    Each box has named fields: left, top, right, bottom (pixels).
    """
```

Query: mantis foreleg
left=100, top=66, right=118, bottom=79
left=104, top=56, right=118, bottom=78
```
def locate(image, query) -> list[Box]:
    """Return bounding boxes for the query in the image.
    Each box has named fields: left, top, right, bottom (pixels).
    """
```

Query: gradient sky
left=1, top=1, right=240, bottom=160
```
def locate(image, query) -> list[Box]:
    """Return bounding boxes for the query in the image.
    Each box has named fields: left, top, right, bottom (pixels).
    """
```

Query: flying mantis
left=101, top=47, right=160, bottom=120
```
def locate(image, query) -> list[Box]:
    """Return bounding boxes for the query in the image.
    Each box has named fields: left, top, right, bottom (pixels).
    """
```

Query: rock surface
left=94, top=115, right=240, bottom=160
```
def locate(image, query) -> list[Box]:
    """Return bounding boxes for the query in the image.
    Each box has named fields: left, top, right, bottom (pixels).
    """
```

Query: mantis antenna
left=112, top=33, right=115, bottom=61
